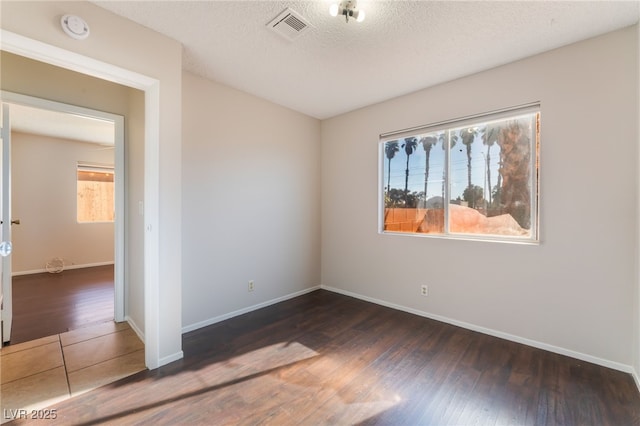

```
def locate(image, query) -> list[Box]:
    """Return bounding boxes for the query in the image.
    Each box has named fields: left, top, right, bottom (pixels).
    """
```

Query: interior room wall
left=11, top=132, right=115, bottom=274
left=321, top=26, right=639, bottom=370
left=125, top=88, right=146, bottom=335
left=3, top=1, right=637, bottom=378
left=181, top=72, right=321, bottom=331
left=1, top=0, right=183, bottom=365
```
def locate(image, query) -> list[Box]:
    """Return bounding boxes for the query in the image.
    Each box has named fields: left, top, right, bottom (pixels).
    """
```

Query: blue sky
left=384, top=128, right=502, bottom=201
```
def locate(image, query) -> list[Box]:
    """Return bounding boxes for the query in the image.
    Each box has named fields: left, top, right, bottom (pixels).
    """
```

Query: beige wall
left=181, top=72, right=321, bottom=330
left=11, top=132, right=115, bottom=273
left=125, top=87, right=146, bottom=332
left=2, top=1, right=638, bottom=380
left=1, top=0, right=183, bottom=365
left=321, top=26, right=639, bottom=369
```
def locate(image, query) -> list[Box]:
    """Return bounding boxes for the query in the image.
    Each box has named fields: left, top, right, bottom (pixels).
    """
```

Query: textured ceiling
left=13, top=2, right=636, bottom=149
left=89, top=1, right=638, bottom=119
left=89, top=0, right=639, bottom=119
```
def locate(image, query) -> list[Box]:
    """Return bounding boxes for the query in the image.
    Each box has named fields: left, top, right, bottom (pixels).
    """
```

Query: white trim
left=2, top=104, right=13, bottom=342
left=1, top=29, right=164, bottom=369
left=636, top=13, right=640, bottom=399
left=182, top=286, right=321, bottom=334
left=0, top=31, right=156, bottom=90
left=113, top=113, right=125, bottom=323
left=12, top=261, right=115, bottom=277
left=321, top=285, right=636, bottom=375
left=159, top=351, right=185, bottom=366
left=125, top=315, right=145, bottom=342
left=143, top=85, right=161, bottom=369
left=380, top=102, right=541, bottom=141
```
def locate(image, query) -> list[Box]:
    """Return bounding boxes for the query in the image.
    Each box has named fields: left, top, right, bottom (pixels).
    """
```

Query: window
left=77, top=163, right=115, bottom=223
left=380, top=105, right=540, bottom=243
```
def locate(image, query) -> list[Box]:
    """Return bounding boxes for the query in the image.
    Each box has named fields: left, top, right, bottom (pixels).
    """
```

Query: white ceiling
left=90, top=0, right=639, bottom=120
left=9, top=103, right=115, bottom=145
left=10, top=0, right=639, bottom=141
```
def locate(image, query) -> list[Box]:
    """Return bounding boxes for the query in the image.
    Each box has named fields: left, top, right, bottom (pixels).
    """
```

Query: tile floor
left=0, top=321, right=145, bottom=424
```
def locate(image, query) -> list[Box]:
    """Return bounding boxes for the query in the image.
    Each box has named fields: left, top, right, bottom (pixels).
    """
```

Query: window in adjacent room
left=380, top=104, right=540, bottom=243
left=77, top=163, right=115, bottom=223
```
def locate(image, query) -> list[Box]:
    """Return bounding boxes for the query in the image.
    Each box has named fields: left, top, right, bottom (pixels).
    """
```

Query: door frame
left=2, top=91, right=126, bottom=324
left=1, top=102, right=12, bottom=342
left=0, top=29, right=163, bottom=369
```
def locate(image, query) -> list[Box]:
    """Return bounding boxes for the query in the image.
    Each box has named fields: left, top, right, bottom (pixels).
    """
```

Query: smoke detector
left=267, top=8, right=312, bottom=41
left=61, top=14, right=90, bottom=40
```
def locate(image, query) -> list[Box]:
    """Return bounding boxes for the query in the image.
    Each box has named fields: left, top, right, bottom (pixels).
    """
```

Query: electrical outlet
left=421, top=285, right=428, bottom=297
left=248, top=280, right=255, bottom=292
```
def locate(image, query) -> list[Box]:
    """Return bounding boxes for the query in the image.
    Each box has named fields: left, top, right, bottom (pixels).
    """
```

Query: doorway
left=0, top=94, right=146, bottom=415
left=1, top=93, right=125, bottom=344
left=1, top=28, right=165, bottom=370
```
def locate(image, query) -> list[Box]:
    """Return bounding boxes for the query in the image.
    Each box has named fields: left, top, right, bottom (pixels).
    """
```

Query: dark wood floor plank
left=7, top=289, right=639, bottom=425
left=7, top=265, right=114, bottom=344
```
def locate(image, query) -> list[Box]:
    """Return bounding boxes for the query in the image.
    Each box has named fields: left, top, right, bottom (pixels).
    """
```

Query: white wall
left=11, top=132, right=114, bottom=273
left=181, top=72, right=321, bottom=330
left=321, top=26, right=639, bottom=369
left=1, top=0, right=183, bottom=366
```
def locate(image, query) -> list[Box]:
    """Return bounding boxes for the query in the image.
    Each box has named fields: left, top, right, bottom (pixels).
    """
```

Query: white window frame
left=379, top=103, right=540, bottom=244
left=77, top=162, right=115, bottom=224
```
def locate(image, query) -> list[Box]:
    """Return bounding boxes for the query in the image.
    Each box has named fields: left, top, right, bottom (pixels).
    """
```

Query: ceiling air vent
left=267, top=8, right=312, bottom=41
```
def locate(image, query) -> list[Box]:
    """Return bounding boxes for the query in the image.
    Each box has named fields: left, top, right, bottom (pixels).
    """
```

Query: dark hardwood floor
left=7, top=265, right=114, bottom=345
left=9, top=289, right=640, bottom=425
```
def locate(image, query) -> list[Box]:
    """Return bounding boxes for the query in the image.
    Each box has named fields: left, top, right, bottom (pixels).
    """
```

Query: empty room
left=1, top=1, right=639, bottom=424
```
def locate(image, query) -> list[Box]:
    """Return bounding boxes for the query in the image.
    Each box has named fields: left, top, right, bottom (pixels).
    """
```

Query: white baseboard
left=124, top=315, right=145, bottom=342
left=159, top=351, right=184, bottom=366
left=124, top=315, right=183, bottom=368
left=182, top=286, right=321, bottom=334
left=321, top=285, right=636, bottom=376
left=12, top=261, right=114, bottom=276
left=180, top=284, right=638, bottom=384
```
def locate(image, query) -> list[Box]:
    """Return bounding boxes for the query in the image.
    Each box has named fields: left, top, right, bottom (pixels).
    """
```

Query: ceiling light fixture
left=329, top=0, right=365, bottom=23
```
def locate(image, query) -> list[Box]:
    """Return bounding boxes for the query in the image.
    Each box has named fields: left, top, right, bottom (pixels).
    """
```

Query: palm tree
left=460, top=127, right=477, bottom=207
left=384, top=141, right=400, bottom=194
left=483, top=125, right=499, bottom=207
left=442, top=131, right=458, bottom=201
left=420, top=135, right=438, bottom=206
left=496, top=119, right=532, bottom=229
left=401, top=137, right=418, bottom=206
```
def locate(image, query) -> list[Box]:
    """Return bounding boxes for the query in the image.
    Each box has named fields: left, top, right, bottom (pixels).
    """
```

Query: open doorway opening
left=0, top=94, right=146, bottom=413
left=8, top=101, right=120, bottom=344
left=1, top=28, right=166, bottom=370
left=2, top=92, right=124, bottom=343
